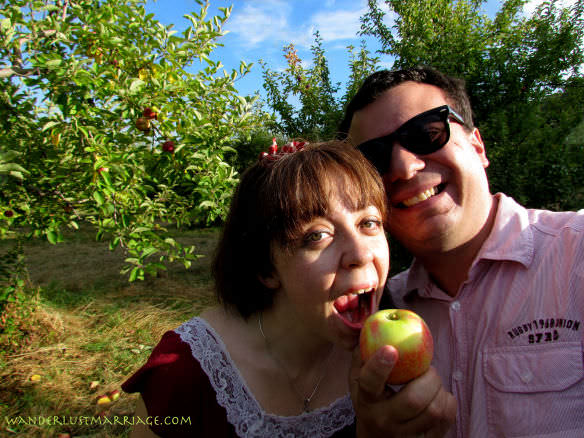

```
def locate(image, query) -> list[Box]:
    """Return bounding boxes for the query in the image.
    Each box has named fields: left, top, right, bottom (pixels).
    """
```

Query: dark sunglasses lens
left=356, top=107, right=453, bottom=175
left=358, top=140, right=390, bottom=175
left=399, top=117, right=449, bottom=155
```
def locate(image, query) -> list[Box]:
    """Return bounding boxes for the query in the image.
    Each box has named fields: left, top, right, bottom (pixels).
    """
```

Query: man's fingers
left=426, top=388, right=457, bottom=438
left=351, top=345, right=399, bottom=401
left=394, top=367, right=443, bottom=420
left=350, top=352, right=458, bottom=438
left=388, top=367, right=458, bottom=436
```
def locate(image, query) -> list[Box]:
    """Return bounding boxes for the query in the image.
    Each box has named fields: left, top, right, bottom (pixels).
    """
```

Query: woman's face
left=264, top=195, right=390, bottom=350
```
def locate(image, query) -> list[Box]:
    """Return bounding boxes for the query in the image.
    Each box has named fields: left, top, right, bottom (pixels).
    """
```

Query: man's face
left=348, top=81, right=493, bottom=256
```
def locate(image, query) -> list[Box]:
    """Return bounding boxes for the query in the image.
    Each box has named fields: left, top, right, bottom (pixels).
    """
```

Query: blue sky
left=143, top=0, right=561, bottom=101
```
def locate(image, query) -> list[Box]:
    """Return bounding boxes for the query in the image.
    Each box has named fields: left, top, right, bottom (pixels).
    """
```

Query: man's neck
left=419, top=196, right=500, bottom=297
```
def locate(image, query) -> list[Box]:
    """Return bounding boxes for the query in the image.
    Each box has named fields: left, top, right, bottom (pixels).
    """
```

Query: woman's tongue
left=334, top=293, right=370, bottom=328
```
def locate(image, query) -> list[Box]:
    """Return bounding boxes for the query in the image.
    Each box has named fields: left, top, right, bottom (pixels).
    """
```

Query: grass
left=0, top=225, right=219, bottom=437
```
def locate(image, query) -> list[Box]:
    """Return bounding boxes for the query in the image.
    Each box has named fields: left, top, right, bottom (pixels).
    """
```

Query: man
left=343, top=67, right=584, bottom=437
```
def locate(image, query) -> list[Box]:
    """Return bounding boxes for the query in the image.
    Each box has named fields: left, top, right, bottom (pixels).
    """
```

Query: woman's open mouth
left=333, top=288, right=375, bottom=329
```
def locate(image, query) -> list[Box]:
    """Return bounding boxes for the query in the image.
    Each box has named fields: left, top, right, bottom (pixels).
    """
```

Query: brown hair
left=338, top=66, right=474, bottom=138
left=212, top=140, right=388, bottom=319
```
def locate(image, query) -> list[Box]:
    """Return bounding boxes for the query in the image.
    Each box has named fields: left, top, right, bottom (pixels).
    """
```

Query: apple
left=96, top=394, right=111, bottom=405
left=143, top=107, right=158, bottom=119
left=4, top=210, right=14, bottom=218
left=109, top=389, right=120, bottom=401
left=360, top=309, right=433, bottom=385
left=135, top=117, right=151, bottom=132
left=162, top=140, right=175, bottom=153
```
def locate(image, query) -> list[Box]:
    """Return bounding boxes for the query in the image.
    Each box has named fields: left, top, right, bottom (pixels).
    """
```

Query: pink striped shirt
left=388, top=193, right=584, bottom=437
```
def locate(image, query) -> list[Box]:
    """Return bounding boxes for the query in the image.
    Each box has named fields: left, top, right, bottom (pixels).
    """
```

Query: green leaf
left=129, top=79, right=145, bottom=94
left=93, top=191, right=105, bottom=205
left=0, top=163, right=29, bottom=175
left=46, top=230, right=58, bottom=244
left=0, top=18, right=11, bottom=32
left=129, top=266, right=140, bottom=282
left=141, top=247, right=158, bottom=258
left=46, top=59, right=63, bottom=69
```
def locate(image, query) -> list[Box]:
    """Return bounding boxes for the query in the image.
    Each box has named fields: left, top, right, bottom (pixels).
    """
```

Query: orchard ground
left=0, top=226, right=219, bottom=437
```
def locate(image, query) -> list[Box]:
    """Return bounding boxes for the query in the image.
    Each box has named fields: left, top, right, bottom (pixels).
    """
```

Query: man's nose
left=386, top=143, right=425, bottom=182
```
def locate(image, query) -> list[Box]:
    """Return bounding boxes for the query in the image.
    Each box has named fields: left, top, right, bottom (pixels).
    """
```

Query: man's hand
left=350, top=345, right=457, bottom=438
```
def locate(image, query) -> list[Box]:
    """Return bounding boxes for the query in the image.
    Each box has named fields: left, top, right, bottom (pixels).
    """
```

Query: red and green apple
left=360, top=309, right=433, bottom=385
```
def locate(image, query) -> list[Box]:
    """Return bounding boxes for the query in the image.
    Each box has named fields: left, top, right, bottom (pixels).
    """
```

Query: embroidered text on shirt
left=507, top=318, right=581, bottom=342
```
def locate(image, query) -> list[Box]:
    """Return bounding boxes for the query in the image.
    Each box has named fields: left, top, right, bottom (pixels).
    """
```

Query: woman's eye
left=362, top=218, right=382, bottom=230
left=304, top=231, right=329, bottom=243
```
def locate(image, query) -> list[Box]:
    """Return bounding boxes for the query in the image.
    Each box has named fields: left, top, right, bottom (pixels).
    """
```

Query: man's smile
left=395, top=183, right=446, bottom=208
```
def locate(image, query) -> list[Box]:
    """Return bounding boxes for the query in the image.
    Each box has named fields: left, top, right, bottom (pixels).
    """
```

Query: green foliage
left=0, top=239, right=27, bottom=318
left=0, top=0, right=267, bottom=282
left=360, top=0, right=584, bottom=211
left=228, top=129, right=284, bottom=173
left=261, top=33, right=379, bottom=141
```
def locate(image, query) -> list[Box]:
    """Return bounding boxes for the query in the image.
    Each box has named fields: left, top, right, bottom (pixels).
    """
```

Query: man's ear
left=258, top=273, right=280, bottom=290
left=470, top=128, right=489, bottom=168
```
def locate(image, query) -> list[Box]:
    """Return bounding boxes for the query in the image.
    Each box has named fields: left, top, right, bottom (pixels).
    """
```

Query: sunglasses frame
left=356, top=105, right=465, bottom=175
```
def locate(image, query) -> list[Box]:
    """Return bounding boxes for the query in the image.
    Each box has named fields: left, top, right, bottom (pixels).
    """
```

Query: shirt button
left=453, top=370, right=463, bottom=381
left=450, top=301, right=461, bottom=311
left=521, top=371, right=533, bottom=383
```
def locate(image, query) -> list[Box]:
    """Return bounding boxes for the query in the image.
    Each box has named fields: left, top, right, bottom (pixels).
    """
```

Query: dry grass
left=0, top=226, right=220, bottom=437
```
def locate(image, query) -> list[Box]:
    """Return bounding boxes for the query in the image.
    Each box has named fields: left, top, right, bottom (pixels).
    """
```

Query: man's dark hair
left=212, top=141, right=388, bottom=320
left=337, top=66, right=474, bottom=138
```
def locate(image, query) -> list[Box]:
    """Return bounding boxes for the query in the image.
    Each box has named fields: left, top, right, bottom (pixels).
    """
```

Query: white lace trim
left=175, top=317, right=355, bottom=438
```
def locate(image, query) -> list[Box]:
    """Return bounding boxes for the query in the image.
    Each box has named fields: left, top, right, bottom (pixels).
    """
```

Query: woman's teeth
left=402, top=186, right=438, bottom=207
left=334, top=288, right=375, bottom=328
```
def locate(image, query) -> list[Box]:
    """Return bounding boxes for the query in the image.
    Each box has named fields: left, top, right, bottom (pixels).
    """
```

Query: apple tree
left=0, top=0, right=265, bottom=314
left=261, top=32, right=379, bottom=141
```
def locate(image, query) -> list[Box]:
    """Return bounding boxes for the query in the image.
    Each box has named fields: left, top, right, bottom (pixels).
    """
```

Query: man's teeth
left=403, top=186, right=438, bottom=207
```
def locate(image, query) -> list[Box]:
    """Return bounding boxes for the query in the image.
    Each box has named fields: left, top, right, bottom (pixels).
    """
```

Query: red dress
left=122, top=317, right=357, bottom=437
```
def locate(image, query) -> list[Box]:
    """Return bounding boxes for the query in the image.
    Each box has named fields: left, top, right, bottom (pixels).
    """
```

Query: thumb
left=357, top=345, right=399, bottom=399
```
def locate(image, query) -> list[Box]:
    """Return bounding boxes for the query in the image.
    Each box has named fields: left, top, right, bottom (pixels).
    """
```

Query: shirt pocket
left=483, top=342, right=584, bottom=437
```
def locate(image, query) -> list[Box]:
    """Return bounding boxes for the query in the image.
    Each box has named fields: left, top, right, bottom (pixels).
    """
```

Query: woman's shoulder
left=122, top=317, right=215, bottom=395
left=123, top=316, right=240, bottom=436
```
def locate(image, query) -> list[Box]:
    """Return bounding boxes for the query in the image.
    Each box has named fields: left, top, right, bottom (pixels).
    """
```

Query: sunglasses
left=356, top=105, right=465, bottom=175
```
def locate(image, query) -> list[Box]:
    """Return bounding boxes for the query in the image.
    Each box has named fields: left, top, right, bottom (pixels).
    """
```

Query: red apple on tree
left=135, top=117, right=151, bottom=132
left=360, top=309, right=433, bottom=385
left=142, top=107, right=158, bottom=119
left=162, top=140, right=175, bottom=153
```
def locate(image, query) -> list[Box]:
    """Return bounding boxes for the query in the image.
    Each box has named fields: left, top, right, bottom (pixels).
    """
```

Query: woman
left=122, top=140, right=390, bottom=437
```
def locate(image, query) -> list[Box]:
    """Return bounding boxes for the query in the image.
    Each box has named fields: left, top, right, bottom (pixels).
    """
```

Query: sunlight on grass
left=0, top=227, right=219, bottom=437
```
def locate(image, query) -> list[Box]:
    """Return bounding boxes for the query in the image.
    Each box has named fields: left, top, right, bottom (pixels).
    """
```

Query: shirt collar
left=477, top=193, right=534, bottom=267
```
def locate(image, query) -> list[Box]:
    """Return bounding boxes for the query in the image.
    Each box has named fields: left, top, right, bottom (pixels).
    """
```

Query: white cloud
left=310, top=8, right=365, bottom=42
left=226, top=0, right=371, bottom=50
left=523, top=0, right=578, bottom=15
left=226, top=0, right=292, bottom=48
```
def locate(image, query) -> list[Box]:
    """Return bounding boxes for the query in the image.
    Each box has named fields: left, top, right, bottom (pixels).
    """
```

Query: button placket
left=449, top=297, right=465, bottom=437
